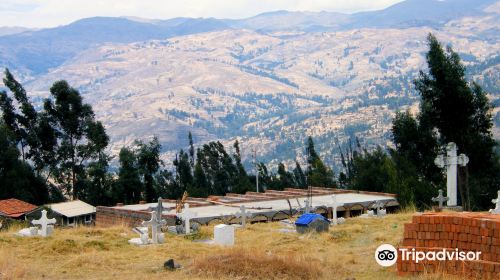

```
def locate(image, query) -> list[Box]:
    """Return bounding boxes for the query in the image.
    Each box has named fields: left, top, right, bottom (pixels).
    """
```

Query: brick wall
left=398, top=212, right=500, bottom=278
left=96, top=206, right=176, bottom=227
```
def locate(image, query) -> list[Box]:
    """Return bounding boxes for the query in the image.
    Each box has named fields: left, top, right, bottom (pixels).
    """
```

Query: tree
left=115, top=147, right=142, bottom=204
left=0, top=69, right=57, bottom=178
left=305, top=136, right=335, bottom=187
left=397, top=34, right=499, bottom=209
left=136, top=137, right=162, bottom=202
left=274, top=162, right=295, bottom=190
left=173, top=149, right=193, bottom=197
left=293, top=161, right=307, bottom=188
left=44, top=81, right=109, bottom=199
left=232, top=140, right=252, bottom=193
left=0, top=121, right=49, bottom=204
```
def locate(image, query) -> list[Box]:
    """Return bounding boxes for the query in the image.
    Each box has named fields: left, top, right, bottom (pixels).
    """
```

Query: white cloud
left=0, top=0, right=403, bottom=28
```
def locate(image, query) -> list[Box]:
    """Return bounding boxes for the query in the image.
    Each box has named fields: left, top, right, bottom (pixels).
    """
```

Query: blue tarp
left=295, top=213, right=330, bottom=226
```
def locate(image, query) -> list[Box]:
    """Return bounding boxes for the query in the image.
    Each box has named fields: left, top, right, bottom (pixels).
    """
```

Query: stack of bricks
left=398, top=212, right=500, bottom=278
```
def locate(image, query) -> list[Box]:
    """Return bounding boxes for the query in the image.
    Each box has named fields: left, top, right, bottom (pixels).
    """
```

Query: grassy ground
left=0, top=210, right=470, bottom=280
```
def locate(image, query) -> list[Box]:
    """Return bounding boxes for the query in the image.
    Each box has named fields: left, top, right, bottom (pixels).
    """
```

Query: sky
left=0, top=0, right=404, bottom=28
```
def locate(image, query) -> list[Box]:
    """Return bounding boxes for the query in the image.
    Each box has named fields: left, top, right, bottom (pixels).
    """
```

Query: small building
left=47, top=200, right=96, bottom=227
left=0, top=198, right=39, bottom=220
left=295, top=213, right=330, bottom=234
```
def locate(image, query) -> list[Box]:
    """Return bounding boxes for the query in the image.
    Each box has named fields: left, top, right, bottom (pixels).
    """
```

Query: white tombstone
left=330, top=195, right=343, bottom=225
left=214, top=224, right=234, bottom=246
left=177, top=203, right=197, bottom=235
left=432, top=189, right=449, bottom=209
left=434, top=142, right=469, bottom=207
left=371, top=201, right=385, bottom=217
left=142, top=211, right=166, bottom=244
left=17, top=226, right=38, bottom=237
left=234, top=205, right=252, bottom=228
left=129, top=227, right=150, bottom=245
left=489, top=190, right=500, bottom=214
left=337, top=217, right=346, bottom=224
left=367, top=210, right=375, bottom=217
left=31, top=210, right=56, bottom=237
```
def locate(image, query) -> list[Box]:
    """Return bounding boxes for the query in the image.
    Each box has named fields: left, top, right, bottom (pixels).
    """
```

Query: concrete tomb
left=214, top=224, right=235, bottom=246
left=295, top=213, right=330, bottom=234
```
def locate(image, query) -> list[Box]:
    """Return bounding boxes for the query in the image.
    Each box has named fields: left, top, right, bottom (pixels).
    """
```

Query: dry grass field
left=0, top=210, right=471, bottom=280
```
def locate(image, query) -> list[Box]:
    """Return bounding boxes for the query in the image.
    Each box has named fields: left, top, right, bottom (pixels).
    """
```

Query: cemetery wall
left=96, top=206, right=176, bottom=227
left=398, top=212, right=500, bottom=279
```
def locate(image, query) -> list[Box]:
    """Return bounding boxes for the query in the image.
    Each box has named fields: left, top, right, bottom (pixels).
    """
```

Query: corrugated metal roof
left=48, top=200, right=95, bottom=218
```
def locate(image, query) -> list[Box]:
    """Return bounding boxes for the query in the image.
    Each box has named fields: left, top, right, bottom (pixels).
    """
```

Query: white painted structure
left=434, top=142, right=469, bottom=207
left=214, top=224, right=234, bottom=246
left=432, top=189, right=449, bottom=208
left=47, top=200, right=96, bottom=226
left=490, top=190, right=500, bottom=214
left=18, top=209, right=56, bottom=237
left=177, top=203, right=197, bottom=234
left=234, top=205, right=252, bottom=227
left=142, top=211, right=166, bottom=244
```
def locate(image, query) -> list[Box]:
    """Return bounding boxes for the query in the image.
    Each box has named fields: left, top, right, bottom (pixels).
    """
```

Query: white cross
left=489, top=190, right=500, bottom=214
left=330, top=195, right=343, bottom=225
left=177, top=203, right=197, bottom=235
left=434, top=142, right=469, bottom=207
left=142, top=211, right=166, bottom=244
left=372, top=201, right=384, bottom=217
left=304, top=199, right=311, bottom=213
left=32, top=210, right=56, bottom=237
left=432, top=189, right=449, bottom=208
left=154, top=197, right=164, bottom=222
left=235, top=205, right=253, bottom=227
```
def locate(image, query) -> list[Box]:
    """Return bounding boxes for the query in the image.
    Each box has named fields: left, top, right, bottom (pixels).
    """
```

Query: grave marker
left=432, top=189, right=449, bottom=209
left=214, top=224, right=234, bottom=246
left=489, top=190, right=500, bottom=214
left=234, top=205, right=252, bottom=228
left=142, top=211, right=166, bottom=244
left=32, top=210, right=56, bottom=237
left=330, top=195, right=342, bottom=225
left=434, top=142, right=469, bottom=207
left=178, top=203, right=197, bottom=235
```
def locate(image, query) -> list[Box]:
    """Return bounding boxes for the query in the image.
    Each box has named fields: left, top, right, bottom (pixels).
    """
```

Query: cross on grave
left=142, top=211, right=166, bottom=244
left=330, top=195, right=342, bottom=225
left=432, top=189, right=449, bottom=209
left=489, top=190, right=500, bottom=214
left=154, top=197, right=164, bottom=222
left=234, top=205, right=252, bottom=228
left=304, top=199, right=311, bottom=214
left=32, top=209, right=56, bottom=237
left=177, top=203, right=197, bottom=235
left=371, top=201, right=385, bottom=217
left=434, top=142, right=469, bottom=207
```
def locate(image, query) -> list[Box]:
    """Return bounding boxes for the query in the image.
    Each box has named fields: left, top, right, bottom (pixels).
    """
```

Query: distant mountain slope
left=0, top=0, right=498, bottom=78
left=0, top=17, right=229, bottom=77
left=0, top=26, right=33, bottom=36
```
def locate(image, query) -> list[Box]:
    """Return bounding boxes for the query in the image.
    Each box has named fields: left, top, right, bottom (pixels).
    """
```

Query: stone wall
left=398, top=212, right=500, bottom=278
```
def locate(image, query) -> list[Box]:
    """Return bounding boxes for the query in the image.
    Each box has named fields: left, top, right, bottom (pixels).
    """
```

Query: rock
left=164, top=259, right=181, bottom=270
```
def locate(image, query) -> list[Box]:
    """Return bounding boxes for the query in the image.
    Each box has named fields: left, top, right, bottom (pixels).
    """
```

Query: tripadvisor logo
left=375, top=244, right=482, bottom=267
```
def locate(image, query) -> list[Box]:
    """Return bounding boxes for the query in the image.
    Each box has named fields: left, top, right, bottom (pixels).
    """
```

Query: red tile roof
left=0, top=198, right=38, bottom=218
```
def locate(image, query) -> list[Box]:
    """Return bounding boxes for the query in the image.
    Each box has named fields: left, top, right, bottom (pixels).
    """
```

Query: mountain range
left=0, top=0, right=499, bottom=170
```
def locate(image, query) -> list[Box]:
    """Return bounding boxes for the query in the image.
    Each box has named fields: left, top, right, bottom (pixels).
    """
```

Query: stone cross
left=432, top=189, right=449, bottom=208
left=489, top=190, right=500, bottom=214
left=178, top=203, right=197, bottom=235
left=234, top=205, right=252, bottom=227
left=304, top=199, right=311, bottom=213
left=372, top=201, right=384, bottom=217
left=154, top=197, right=164, bottom=222
left=142, top=211, right=166, bottom=244
left=32, top=210, right=56, bottom=237
left=434, top=142, right=469, bottom=206
left=330, top=195, right=341, bottom=225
